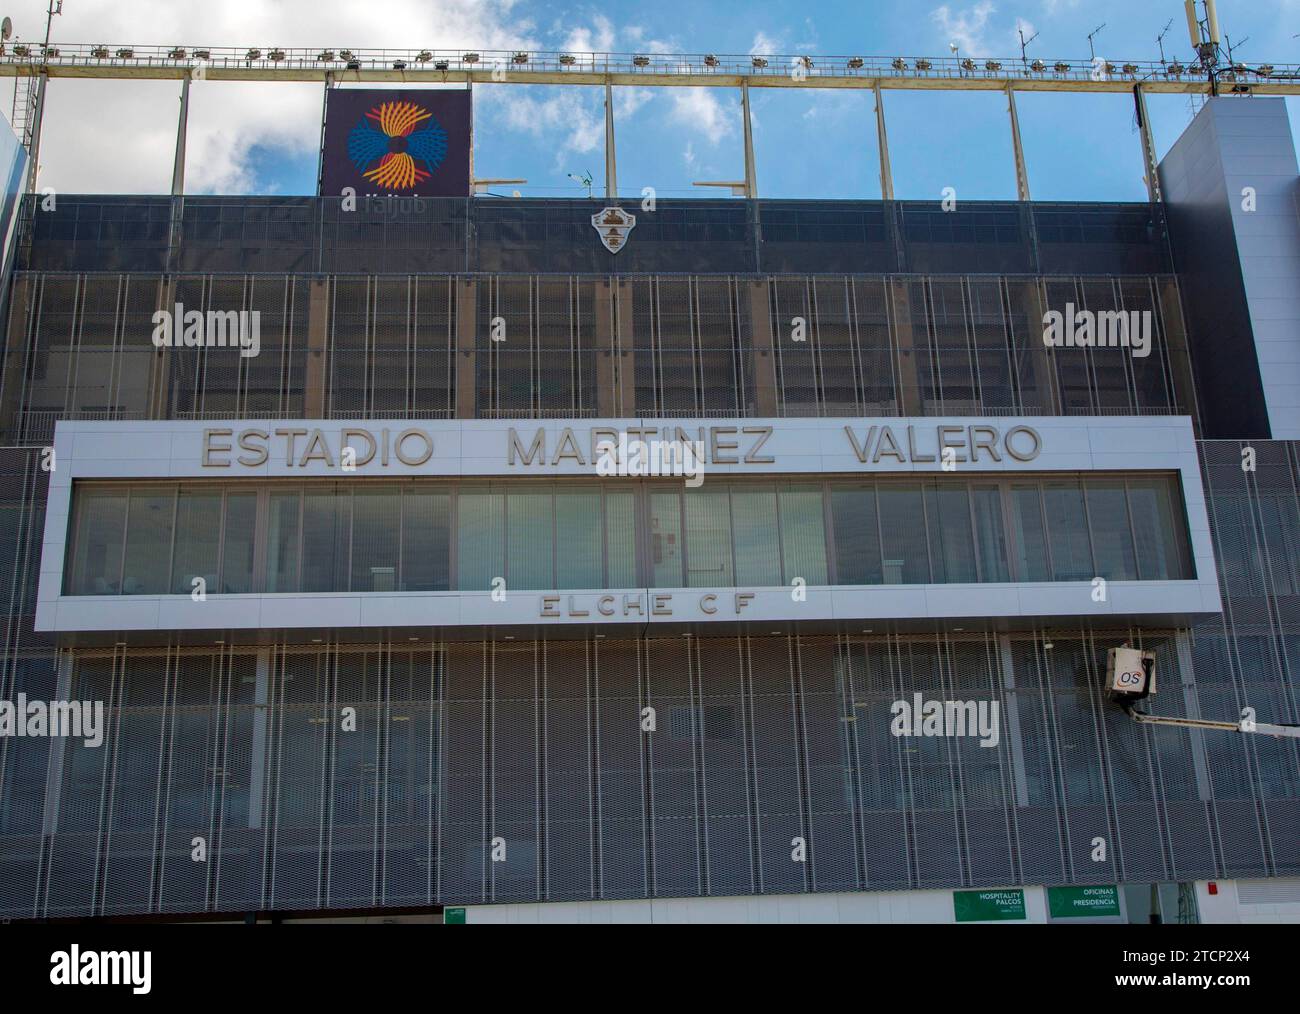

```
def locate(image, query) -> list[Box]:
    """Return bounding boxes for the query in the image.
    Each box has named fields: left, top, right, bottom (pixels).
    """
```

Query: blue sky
left=15, top=0, right=1300, bottom=200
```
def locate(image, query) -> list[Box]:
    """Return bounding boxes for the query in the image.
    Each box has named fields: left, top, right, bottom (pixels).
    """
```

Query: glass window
left=301, top=487, right=351, bottom=593
left=507, top=488, right=553, bottom=589
left=604, top=489, right=637, bottom=588
left=972, top=485, right=1010, bottom=582
left=1127, top=477, right=1187, bottom=581
left=68, top=488, right=128, bottom=595
left=1043, top=481, right=1092, bottom=582
left=685, top=487, right=733, bottom=587
left=221, top=493, right=257, bottom=593
left=63, top=472, right=1191, bottom=598
left=830, top=486, right=881, bottom=585
left=925, top=485, right=977, bottom=583
left=1085, top=480, right=1137, bottom=581
left=351, top=487, right=401, bottom=592
left=170, top=490, right=222, bottom=595
left=649, top=490, right=683, bottom=586
left=121, top=488, right=174, bottom=594
left=1010, top=485, right=1050, bottom=581
left=400, top=487, right=450, bottom=592
left=779, top=485, right=828, bottom=586
left=266, top=491, right=300, bottom=593
left=731, top=485, right=781, bottom=586
left=878, top=484, right=929, bottom=584
left=456, top=488, right=504, bottom=591
left=555, top=486, right=602, bottom=589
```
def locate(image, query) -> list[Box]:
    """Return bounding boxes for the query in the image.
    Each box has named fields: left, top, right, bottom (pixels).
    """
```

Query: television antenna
left=42, top=0, right=62, bottom=54
left=1157, top=19, right=1175, bottom=63
left=567, top=170, right=593, bottom=198
left=1087, top=23, right=1106, bottom=61
left=1017, top=25, right=1040, bottom=69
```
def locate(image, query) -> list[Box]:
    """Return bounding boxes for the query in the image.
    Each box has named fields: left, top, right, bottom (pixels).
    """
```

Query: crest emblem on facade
left=592, top=206, right=636, bottom=253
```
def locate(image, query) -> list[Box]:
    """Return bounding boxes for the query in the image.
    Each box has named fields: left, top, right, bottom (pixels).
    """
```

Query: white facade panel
left=35, top=415, right=1221, bottom=633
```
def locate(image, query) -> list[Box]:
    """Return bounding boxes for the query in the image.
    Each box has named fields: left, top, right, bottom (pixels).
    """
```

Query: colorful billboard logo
left=348, top=99, right=448, bottom=191
left=320, top=89, right=471, bottom=198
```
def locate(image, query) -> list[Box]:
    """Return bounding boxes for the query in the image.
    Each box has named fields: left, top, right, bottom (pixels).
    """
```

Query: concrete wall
left=1196, top=879, right=1300, bottom=924
left=34, top=415, right=1222, bottom=634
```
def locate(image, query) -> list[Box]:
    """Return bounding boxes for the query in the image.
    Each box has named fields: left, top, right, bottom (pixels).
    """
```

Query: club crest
left=592, top=206, right=636, bottom=253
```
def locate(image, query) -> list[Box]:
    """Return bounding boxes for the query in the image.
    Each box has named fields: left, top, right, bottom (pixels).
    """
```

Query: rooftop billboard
left=319, top=88, right=471, bottom=198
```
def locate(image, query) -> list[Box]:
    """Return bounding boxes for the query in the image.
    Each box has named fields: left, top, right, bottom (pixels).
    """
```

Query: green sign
left=1048, top=885, right=1121, bottom=919
left=953, top=889, right=1026, bottom=922
left=444, top=907, right=467, bottom=925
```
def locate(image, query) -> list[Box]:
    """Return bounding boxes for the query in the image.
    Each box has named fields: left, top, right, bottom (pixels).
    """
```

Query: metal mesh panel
left=0, top=616, right=1294, bottom=918
left=1, top=270, right=1193, bottom=438
left=7, top=424, right=1300, bottom=917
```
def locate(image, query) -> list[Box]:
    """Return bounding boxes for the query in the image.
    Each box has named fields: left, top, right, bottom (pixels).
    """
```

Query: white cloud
left=750, top=32, right=783, bottom=56
left=683, top=140, right=697, bottom=169
left=22, top=0, right=538, bottom=193
left=615, top=88, right=654, bottom=118
left=667, top=88, right=735, bottom=144
left=930, top=2, right=998, bottom=56
left=560, top=15, right=616, bottom=55
left=490, top=87, right=604, bottom=159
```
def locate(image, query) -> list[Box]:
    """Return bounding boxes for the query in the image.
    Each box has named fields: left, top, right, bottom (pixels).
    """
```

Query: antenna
left=1157, top=18, right=1175, bottom=63
left=1018, top=25, right=1040, bottom=68
left=1186, top=1, right=1203, bottom=47
left=1205, top=0, right=1221, bottom=45
left=42, top=0, right=61, bottom=51
left=0, top=18, right=11, bottom=42
left=567, top=170, right=593, bottom=198
left=1087, top=23, right=1106, bottom=61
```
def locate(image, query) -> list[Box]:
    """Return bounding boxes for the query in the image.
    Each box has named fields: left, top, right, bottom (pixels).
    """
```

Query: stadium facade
left=0, top=94, right=1298, bottom=925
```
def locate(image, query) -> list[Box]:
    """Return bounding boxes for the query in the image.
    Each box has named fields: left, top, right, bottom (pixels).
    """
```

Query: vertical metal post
left=741, top=79, right=758, bottom=199
left=315, top=72, right=331, bottom=196
left=1134, top=83, right=1163, bottom=203
left=249, top=650, right=270, bottom=829
left=1175, top=631, right=1213, bottom=801
left=39, top=649, right=75, bottom=837
left=1006, top=83, right=1031, bottom=202
left=171, top=74, right=190, bottom=196
left=998, top=635, right=1031, bottom=808
left=604, top=80, right=617, bottom=200
left=873, top=81, right=894, bottom=201
left=24, top=72, right=47, bottom=194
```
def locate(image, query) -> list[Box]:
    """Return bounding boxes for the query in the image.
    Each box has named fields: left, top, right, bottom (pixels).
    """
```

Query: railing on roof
left=0, top=43, right=1295, bottom=93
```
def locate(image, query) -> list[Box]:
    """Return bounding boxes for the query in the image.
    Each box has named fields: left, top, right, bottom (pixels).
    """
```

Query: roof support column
left=741, top=79, right=758, bottom=198
left=1006, top=82, right=1031, bottom=202
left=1134, top=83, right=1162, bottom=203
left=171, top=74, right=191, bottom=196
left=24, top=72, right=47, bottom=194
left=874, top=81, right=894, bottom=200
left=604, top=80, right=617, bottom=199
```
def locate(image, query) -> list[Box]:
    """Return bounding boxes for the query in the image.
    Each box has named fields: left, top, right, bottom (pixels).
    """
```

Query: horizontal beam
left=0, top=44, right=1295, bottom=94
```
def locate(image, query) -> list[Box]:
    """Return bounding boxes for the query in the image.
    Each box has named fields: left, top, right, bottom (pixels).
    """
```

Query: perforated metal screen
left=0, top=625, right=1270, bottom=919
left=0, top=271, right=1194, bottom=442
